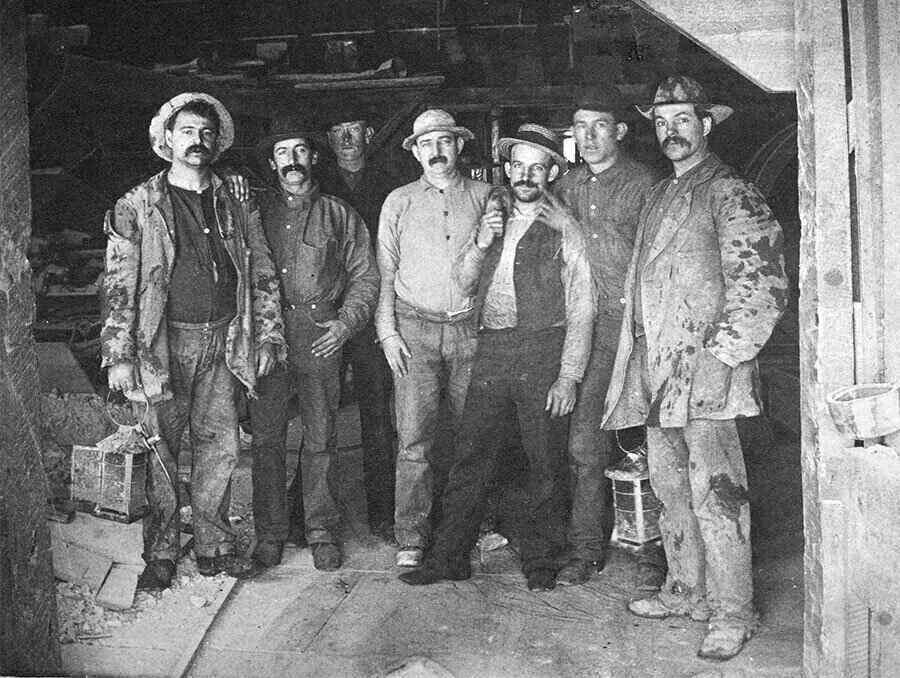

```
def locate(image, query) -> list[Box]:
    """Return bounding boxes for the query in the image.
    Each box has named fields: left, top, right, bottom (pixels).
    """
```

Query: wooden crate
left=70, top=427, right=149, bottom=523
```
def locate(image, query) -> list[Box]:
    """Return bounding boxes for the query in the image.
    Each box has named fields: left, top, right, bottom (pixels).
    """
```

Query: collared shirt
left=481, top=207, right=539, bottom=329
left=260, top=183, right=378, bottom=335
left=376, top=173, right=491, bottom=340
left=166, top=183, right=237, bottom=323
left=554, top=155, right=657, bottom=310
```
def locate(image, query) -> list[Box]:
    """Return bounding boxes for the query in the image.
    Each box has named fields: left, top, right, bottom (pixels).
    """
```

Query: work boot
left=197, top=554, right=261, bottom=580
left=557, top=555, right=606, bottom=586
left=399, top=555, right=471, bottom=586
left=697, top=619, right=756, bottom=660
left=628, top=593, right=711, bottom=622
left=526, top=568, right=557, bottom=592
left=252, top=540, right=284, bottom=568
left=137, top=559, right=176, bottom=591
left=311, top=543, right=342, bottom=571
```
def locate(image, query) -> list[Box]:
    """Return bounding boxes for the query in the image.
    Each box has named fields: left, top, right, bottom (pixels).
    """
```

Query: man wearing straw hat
left=247, top=116, right=379, bottom=572
left=101, top=93, right=285, bottom=589
left=376, top=109, right=492, bottom=568
left=399, top=124, right=594, bottom=591
left=603, top=76, right=787, bottom=659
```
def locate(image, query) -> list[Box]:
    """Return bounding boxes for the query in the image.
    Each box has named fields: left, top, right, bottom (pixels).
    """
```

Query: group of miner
left=101, top=74, right=787, bottom=661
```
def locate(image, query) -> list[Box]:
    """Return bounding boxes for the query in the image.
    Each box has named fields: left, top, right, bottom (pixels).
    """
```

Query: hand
left=545, top=376, right=577, bottom=418
left=689, top=349, right=732, bottom=415
left=225, top=173, right=251, bottom=203
left=311, top=319, right=351, bottom=358
left=108, top=361, right=139, bottom=395
left=538, top=191, right=579, bottom=233
left=381, top=334, right=412, bottom=377
left=256, top=342, right=278, bottom=377
left=476, top=209, right=505, bottom=249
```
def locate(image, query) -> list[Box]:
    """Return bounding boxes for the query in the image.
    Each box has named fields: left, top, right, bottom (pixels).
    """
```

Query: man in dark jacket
left=399, top=124, right=594, bottom=591
left=319, top=109, right=400, bottom=541
left=248, top=118, right=379, bottom=572
left=605, top=76, right=788, bottom=660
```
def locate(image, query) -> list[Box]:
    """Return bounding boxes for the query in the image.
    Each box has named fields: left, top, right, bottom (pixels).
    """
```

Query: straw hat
left=496, top=123, right=567, bottom=170
left=401, top=109, right=474, bottom=151
left=148, top=92, right=234, bottom=162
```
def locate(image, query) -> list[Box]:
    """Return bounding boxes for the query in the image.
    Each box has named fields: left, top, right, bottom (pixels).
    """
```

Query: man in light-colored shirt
left=376, top=109, right=491, bottom=567
left=399, top=124, right=594, bottom=591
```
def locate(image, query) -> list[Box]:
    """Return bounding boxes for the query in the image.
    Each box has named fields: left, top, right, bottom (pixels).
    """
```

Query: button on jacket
left=259, top=184, right=379, bottom=337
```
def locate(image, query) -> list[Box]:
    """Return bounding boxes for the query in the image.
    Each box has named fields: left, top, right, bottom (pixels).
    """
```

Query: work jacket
left=603, top=153, right=787, bottom=429
left=101, top=170, right=285, bottom=402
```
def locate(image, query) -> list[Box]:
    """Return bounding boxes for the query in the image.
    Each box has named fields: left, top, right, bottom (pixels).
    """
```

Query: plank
left=50, top=538, right=113, bottom=592
left=95, top=563, right=141, bottom=611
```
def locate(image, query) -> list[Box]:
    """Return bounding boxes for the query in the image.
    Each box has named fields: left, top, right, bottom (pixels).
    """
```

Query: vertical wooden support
left=794, top=0, right=855, bottom=675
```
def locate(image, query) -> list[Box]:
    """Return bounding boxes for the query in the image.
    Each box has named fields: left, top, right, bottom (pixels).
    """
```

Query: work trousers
left=344, top=322, right=396, bottom=527
left=428, top=327, right=569, bottom=575
left=249, top=311, right=342, bottom=545
left=566, top=314, right=620, bottom=562
left=392, top=303, right=477, bottom=548
left=147, top=318, right=239, bottom=561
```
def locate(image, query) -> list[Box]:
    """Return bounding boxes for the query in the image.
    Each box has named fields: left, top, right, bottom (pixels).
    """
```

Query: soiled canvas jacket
left=101, top=170, right=285, bottom=402
left=603, top=153, right=787, bottom=429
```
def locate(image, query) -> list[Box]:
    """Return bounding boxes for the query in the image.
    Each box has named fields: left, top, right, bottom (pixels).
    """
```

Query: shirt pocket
left=292, top=239, right=340, bottom=290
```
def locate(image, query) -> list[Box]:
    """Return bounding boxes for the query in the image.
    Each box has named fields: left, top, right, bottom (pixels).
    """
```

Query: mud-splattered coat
left=100, top=171, right=285, bottom=402
left=603, top=153, right=787, bottom=429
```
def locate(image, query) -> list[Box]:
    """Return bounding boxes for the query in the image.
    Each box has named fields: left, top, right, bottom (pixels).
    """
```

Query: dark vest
left=474, top=217, right=566, bottom=330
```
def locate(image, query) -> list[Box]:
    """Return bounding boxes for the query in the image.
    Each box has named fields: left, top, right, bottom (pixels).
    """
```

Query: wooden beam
left=631, top=0, right=795, bottom=92
left=794, top=0, right=855, bottom=676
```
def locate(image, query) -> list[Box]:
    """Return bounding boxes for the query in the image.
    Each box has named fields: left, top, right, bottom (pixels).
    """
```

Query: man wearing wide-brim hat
left=101, top=92, right=286, bottom=589
left=550, top=83, right=660, bottom=588
left=318, top=105, right=402, bottom=543
left=603, top=75, right=788, bottom=660
left=375, top=109, right=491, bottom=568
left=247, top=115, right=379, bottom=572
left=400, top=123, right=595, bottom=591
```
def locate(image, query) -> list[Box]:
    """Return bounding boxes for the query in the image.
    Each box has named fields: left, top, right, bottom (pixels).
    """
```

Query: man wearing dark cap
left=102, top=93, right=285, bottom=588
left=376, top=109, right=492, bottom=568
left=399, top=124, right=594, bottom=591
left=550, top=85, right=658, bottom=586
left=247, top=118, right=379, bottom=571
left=604, top=76, right=787, bottom=659
left=319, top=109, right=401, bottom=541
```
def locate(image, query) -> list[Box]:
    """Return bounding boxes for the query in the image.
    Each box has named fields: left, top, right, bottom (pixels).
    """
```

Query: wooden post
left=794, top=0, right=855, bottom=676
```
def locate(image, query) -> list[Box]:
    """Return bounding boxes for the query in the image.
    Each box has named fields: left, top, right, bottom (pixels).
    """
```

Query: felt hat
left=636, top=75, right=734, bottom=124
left=401, top=109, right=474, bottom=151
left=148, top=92, right=234, bottom=162
left=496, top=123, right=567, bottom=170
left=255, top=116, right=324, bottom=167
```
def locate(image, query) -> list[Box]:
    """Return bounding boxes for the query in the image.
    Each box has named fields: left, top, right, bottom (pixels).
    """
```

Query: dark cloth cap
left=636, top=75, right=734, bottom=124
left=497, top=123, right=567, bottom=169
left=574, top=83, right=629, bottom=116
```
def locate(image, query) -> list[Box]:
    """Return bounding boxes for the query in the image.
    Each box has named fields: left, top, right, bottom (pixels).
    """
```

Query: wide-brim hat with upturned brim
left=255, top=116, right=327, bottom=168
left=635, top=75, right=734, bottom=125
left=402, top=109, right=474, bottom=151
left=496, top=123, right=567, bottom=171
left=149, top=92, right=234, bottom=162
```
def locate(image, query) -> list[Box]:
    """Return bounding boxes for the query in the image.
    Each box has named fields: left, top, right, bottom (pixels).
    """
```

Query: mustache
left=428, top=155, right=449, bottom=166
left=186, top=144, right=211, bottom=156
left=662, top=136, right=689, bottom=149
left=513, top=180, right=539, bottom=189
left=280, top=164, right=309, bottom=178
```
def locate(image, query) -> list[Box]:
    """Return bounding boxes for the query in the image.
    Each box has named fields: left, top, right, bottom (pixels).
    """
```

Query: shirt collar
left=275, top=181, right=320, bottom=209
left=418, top=172, right=464, bottom=192
left=573, top=156, right=624, bottom=185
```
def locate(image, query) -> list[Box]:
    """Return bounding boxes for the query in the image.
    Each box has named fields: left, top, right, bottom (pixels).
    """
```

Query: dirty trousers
left=427, top=327, right=569, bottom=575
left=567, top=314, right=620, bottom=562
left=392, top=303, right=477, bottom=548
left=249, top=335, right=341, bottom=546
left=647, top=420, right=754, bottom=621
left=146, top=318, right=239, bottom=561
left=345, top=322, right=396, bottom=527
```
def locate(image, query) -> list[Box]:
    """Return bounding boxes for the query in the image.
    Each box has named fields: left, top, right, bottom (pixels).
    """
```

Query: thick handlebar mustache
left=428, top=156, right=448, bottom=166
left=280, top=164, right=308, bottom=178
